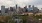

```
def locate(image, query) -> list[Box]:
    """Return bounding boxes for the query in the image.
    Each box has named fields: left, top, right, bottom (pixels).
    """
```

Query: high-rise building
left=32, top=5, right=35, bottom=12
left=40, top=8, right=42, bottom=13
left=32, top=5, right=39, bottom=13
left=15, top=4, right=20, bottom=14
left=1, top=5, right=5, bottom=15
left=29, top=5, right=31, bottom=8
left=18, top=7, right=23, bottom=14
left=10, top=7, right=13, bottom=11
left=28, top=5, right=33, bottom=12
left=41, top=8, right=42, bottom=10
left=16, top=4, right=18, bottom=9
left=5, top=8, right=9, bottom=13
left=24, top=6, right=28, bottom=12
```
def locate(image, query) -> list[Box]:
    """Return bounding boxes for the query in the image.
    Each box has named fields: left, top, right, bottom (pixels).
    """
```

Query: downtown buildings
left=0, top=5, right=40, bottom=16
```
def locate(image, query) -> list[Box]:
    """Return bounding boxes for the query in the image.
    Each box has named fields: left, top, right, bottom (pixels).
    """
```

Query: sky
left=0, top=0, right=42, bottom=10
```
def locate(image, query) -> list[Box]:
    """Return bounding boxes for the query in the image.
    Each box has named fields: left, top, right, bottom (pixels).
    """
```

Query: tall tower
left=28, top=5, right=33, bottom=12
left=32, top=5, right=34, bottom=11
left=41, top=8, right=42, bottom=13
left=15, top=4, right=19, bottom=14
left=10, top=7, right=13, bottom=11
left=24, top=6, right=28, bottom=12
left=1, top=5, right=5, bottom=15
left=41, top=8, right=42, bottom=10
left=5, top=8, right=9, bottom=13
left=16, top=4, right=17, bottom=8
left=29, top=5, right=31, bottom=8
left=32, top=5, right=34, bottom=8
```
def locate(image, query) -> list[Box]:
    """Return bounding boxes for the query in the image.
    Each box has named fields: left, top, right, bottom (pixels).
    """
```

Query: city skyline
left=0, top=5, right=41, bottom=10
left=0, top=0, right=42, bottom=10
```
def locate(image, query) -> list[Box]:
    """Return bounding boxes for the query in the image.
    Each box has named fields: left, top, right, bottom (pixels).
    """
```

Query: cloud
left=0, top=0, right=15, bottom=7
left=0, top=0, right=42, bottom=10
left=29, top=0, right=42, bottom=5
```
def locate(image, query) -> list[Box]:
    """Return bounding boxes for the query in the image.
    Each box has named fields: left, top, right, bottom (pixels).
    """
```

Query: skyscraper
left=40, top=8, right=42, bottom=13
left=41, top=8, right=42, bottom=10
left=1, top=5, right=5, bottom=15
left=24, top=6, right=28, bottom=12
left=32, top=5, right=39, bottom=13
left=28, top=5, right=33, bottom=12
left=10, top=7, right=13, bottom=11
left=5, top=8, right=9, bottom=13
left=29, top=5, right=31, bottom=8
left=16, top=4, right=18, bottom=9
left=15, top=4, right=19, bottom=14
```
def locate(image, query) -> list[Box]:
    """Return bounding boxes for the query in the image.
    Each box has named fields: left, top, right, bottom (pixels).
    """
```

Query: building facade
left=1, top=5, right=5, bottom=15
left=28, top=5, right=33, bottom=12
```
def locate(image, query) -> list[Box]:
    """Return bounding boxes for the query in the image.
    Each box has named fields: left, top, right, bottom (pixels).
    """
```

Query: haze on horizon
left=0, top=0, right=42, bottom=10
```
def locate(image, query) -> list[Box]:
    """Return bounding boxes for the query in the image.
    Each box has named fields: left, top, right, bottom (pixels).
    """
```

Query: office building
left=32, top=5, right=39, bottom=13
left=40, top=8, right=42, bottom=13
left=24, top=6, right=28, bottom=12
left=16, top=4, right=18, bottom=9
left=1, top=5, right=5, bottom=15
left=18, top=7, right=23, bottom=14
left=28, top=5, right=33, bottom=12
left=15, top=4, right=19, bottom=14
left=10, top=7, right=13, bottom=11
left=5, top=8, right=9, bottom=13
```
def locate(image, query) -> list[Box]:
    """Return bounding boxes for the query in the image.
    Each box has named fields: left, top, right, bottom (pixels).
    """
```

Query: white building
left=28, top=5, right=33, bottom=12
left=15, top=4, right=20, bottom=14
left=40, top=8, right=42, bottom=13
left=1, top=5, right=5, bottom=15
